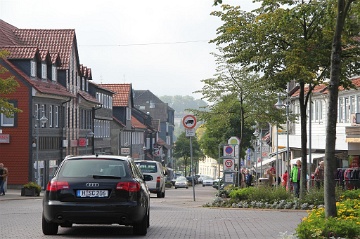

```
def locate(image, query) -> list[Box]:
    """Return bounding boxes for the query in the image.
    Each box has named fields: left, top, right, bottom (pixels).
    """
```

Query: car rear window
left=59, top=159, right=127, bottom=178
left=135, top=162, right=158, bottom=173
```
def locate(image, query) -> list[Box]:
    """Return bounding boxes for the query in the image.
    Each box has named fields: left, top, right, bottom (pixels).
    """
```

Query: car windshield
left=135, top=162, right=158, bottom=173
left=176, top=176, right=187, bottom=181
left=59, top=159, right=127, bottom=178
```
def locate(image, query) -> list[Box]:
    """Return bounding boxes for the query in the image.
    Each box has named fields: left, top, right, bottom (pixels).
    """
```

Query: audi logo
left=86, top=183, right=99, bottom=187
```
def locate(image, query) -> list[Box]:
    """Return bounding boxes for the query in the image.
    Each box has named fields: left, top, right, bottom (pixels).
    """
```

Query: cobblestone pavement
left=0, top=187, right=307, bottom=239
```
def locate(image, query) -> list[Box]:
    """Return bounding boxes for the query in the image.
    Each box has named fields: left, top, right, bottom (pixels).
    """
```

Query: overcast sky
left=0, top=0, right=258, bottom=99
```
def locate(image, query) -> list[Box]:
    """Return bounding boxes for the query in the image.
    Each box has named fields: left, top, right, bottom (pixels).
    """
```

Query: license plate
left=76, top=190, right=109, bottom=198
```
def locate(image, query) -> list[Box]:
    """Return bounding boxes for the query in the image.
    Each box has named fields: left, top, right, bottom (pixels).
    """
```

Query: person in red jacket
left=282, top=170, right=288, bottom=188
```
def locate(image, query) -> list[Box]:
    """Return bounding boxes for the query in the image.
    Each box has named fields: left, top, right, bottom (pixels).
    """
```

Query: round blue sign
left=225, top=146, right=233, bottom=154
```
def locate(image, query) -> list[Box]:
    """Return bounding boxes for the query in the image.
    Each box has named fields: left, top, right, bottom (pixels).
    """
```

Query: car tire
left=186, top=187, right=188, bottom=189
left=175, top=187, right=177, bottom=189
left=133, top=212, right=148, bottom=235
left=42, top=214, right=58, bottom=235
left=161, top=190, right=165, bottom=198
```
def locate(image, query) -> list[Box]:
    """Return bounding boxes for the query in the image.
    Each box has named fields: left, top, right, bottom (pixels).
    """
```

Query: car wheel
left=156, top=191, right=162, bottom=198
left=186, top=187, right=188, bottom=189
left=42, top=214, right=58, bottom=235
left=133, top=212, right=148, bottom=235
left=203, top=184, right=205, bottom=187
left=161, top=190, right=165, bottom=198
left=175, top=187, right=177, bottom=189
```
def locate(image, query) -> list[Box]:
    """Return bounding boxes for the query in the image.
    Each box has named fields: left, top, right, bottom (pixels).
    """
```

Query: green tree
left=210, top=1, right=360, bottom=200
left=0, top=50, right=21, bottom=116
left=193, top=50, right=283, bottom=163
left=173, top=132, right=204, bottom=176
left=325, top=0, right=359, bottom=218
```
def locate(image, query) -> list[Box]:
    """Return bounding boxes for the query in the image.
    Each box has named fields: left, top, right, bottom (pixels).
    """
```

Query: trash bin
left=257, top=178, right=269, bottom=186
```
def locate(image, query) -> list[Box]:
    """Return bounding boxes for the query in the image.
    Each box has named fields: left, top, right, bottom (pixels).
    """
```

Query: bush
left=23, top=181, right=41, bottom=195
left=296, top=198, right=360, bottom=239
left=229, top=186, right=293, bottom=203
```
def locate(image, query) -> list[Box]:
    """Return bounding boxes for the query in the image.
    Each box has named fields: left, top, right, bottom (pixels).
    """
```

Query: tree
left=325, top=0, right=359, bottom=218
left=210, top=1, right=360, bottom=199
left=0, top=50, right=21, bottom=116
left=173, top=132, right=204, bottom=176
left=193, top=50, right=283, bottom=166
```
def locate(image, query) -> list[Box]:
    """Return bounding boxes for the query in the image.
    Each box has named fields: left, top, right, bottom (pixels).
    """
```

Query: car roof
left=64, top=155, right=133, bottom=161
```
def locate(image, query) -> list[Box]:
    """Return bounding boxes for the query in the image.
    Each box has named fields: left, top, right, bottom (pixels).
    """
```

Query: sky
left=0, top=0, right=258, bottom=99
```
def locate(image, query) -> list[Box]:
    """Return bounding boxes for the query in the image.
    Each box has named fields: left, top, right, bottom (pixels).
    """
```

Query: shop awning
left=290, top=153, right=325, bottom=165
left=255, top=157, right=277, bottom=168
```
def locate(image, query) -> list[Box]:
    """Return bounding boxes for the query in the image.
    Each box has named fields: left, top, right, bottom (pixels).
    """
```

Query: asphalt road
left=0, top=185, right=307, bottom=239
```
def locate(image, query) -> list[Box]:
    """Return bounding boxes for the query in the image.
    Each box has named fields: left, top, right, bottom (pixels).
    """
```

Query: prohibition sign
left=224, top=146, right=233, bottom=155
left=182, top=115, right=197, bottom=129
left=224, top=159, right=233, bottom=169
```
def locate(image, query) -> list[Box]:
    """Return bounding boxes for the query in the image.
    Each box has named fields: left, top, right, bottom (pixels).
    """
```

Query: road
left=0, top=185, right=306, bottom=239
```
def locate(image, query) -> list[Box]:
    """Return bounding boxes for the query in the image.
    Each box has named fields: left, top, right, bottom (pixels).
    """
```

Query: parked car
left=186, top=176, right=198, bottom=186
left=212, top=178, right=224, bottom=189
left=174, top=176, right=189, bottom=189
left=42, top=155, right=151, bottom=236
left=135, top=160, right=166, bottom=198
left=202, top=176, right=214, bottom=187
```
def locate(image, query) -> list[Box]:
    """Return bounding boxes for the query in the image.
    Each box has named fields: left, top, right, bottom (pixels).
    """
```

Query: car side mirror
left=143, top=174, right=153, bottom=181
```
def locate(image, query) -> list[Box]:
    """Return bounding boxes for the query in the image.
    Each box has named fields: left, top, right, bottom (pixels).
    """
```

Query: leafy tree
left=173, top=131, right=204, bottom=176
left=210, top=1, right=360, bottom=200
left=325, top=0, right=359, bottom=218
left=193, top=50, right=283, bottom=165
left=0, top=50, right=21, bottom=116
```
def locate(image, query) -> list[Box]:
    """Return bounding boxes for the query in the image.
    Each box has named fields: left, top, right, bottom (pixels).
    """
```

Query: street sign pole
left=183, top=115, right=197, bottom=201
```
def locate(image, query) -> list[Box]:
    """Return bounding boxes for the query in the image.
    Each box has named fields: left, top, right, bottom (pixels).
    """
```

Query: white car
left=135, top=160, right=166, bottom=198
left=202, top=176, right=214, bottom=187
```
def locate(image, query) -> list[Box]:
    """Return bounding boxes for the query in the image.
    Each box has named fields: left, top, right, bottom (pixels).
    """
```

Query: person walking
left=245, top=169, right=253, bottom=187
left=282, top=170, right=288, bottom=188
left=314, top=161, right=324, bottom=189
left=0, top=163, right=8, bottom=196
left=290, top=160, right=301, bottom=198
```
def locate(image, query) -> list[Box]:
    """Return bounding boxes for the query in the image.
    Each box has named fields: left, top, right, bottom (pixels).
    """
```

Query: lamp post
left=275, top=93, right=290, bottom=190
left=85, top=131, right=94, bottom=154
left=34, top=107, right=48, bottom=186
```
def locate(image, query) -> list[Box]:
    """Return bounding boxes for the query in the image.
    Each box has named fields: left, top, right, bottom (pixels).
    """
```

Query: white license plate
left=77, top=190, right=109, bottom=198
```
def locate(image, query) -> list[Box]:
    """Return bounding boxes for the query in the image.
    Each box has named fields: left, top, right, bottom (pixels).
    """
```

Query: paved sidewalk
left=0, top=189, right=43, bottom=201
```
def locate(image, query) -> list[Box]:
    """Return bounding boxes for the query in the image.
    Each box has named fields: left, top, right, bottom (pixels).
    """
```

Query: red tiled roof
left=10, top=28, right=76, bottom=69
left=0, top=20, right=20, bottom=45
left=2, top=58, right=75, bottom=98
left=292, top=84, right=328, bottom=97
left=131, top=116, right=147, bottom=129
left=1, top=45, right=39, bottom=59
left=100, top=84, right=132, bottom=107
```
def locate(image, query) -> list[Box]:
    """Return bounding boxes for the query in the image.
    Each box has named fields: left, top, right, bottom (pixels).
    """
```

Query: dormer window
left=52, top=65, right=57, bottom=82
left=41, top=63, right=47, bottom=79
left=31, top=61, right=36, bottom=77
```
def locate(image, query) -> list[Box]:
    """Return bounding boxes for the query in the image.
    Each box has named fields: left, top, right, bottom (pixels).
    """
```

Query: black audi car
left=42, top=155, right=152, bottom=236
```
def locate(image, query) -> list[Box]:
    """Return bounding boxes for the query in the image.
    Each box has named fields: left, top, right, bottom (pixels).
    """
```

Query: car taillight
left=156, top=176, right=161, bottom=183
left=46, top=181, right=70, bottom=191
left=116, top=182, right=140, bottom=192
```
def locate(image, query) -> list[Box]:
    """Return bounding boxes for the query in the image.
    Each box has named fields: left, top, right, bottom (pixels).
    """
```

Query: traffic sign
left=224, top=158, right=235, bottom=170
left=224, top=145, right=234, bottom=156
left=185, top=128, right=195, bottom=137
left=228, top=136, right=240, bottom=145
left=182, top=115, right=197, bottom=129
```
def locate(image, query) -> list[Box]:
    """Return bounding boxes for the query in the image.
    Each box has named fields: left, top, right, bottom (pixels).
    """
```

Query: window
left=1, top=104, right=15, bottom=127
left=52, top=66, right=57, bottom=82
left=339, top=98, right=344, bottom=123
left=49, top=105, right=53, bottom=127
left=31, top=61, right=36, bottom=77
left=126, top=107, right=131, bottom=121
left=41, top=63, right=47, bottom=79
left=55, top=106, right=59, bottom=128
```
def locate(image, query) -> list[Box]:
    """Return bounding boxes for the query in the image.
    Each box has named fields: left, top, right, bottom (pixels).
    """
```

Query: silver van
left=134, top=160, right=166, bottom=198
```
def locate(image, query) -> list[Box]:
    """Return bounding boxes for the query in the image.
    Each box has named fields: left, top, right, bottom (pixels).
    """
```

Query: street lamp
left=85, top=131, right=94, bottom=154
left=253, top=128, right=262, bottom=178
left=274, top=93, right=290, bottom=190
left=34, top=107, right=48, bottom=186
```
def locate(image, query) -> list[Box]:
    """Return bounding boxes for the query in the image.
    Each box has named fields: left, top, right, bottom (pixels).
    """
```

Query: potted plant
left=21, top=181, right=41, bottom=196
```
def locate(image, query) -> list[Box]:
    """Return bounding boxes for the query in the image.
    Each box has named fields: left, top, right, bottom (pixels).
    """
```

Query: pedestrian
left=266, top=168, right=274, bottom=187
left=290, top=160, right=301, bottom=198
left=282, top=170, right=288, bottom=188
left=0, top=163, right=9, bottom=196
left=314, top=161, right=324, bottom=189
left=240, top=168, right=246, bottom=188
left=245, top=169, right=253, bottom=187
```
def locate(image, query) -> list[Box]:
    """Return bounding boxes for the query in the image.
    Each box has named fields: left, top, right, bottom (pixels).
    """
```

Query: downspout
left=60, top=98, right=72, bottom=164
left=92, top=104, right=102, bottom=154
